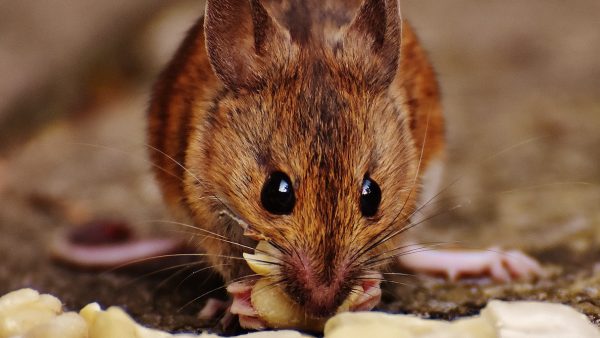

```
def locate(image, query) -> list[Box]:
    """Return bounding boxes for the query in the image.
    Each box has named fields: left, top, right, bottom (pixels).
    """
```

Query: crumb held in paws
left=233, top=242, right=382, bottom=331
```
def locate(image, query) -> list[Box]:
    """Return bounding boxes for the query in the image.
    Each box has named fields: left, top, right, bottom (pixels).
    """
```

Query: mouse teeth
left=244, top=241, right=280, bottom=276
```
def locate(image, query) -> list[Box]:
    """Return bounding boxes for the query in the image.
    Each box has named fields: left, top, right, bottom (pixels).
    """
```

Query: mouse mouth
left=242, top=241, right=383, bottom=315
left=228, top=273, right=382, bottom=330
left=234, top=241, right=383, bottom=330
left=282, top=273, right=382, bottom=318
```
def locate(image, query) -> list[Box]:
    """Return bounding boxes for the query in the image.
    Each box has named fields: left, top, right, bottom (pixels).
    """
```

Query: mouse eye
left=261, top=171, right=295, bottom=215
left=360, top=175, right=381, bottom=217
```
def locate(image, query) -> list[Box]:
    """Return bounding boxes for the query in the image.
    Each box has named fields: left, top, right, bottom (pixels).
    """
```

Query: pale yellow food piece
left=326, top=312, right=494, bottom=338
left=0, top=289, right=63, bottom=337
left=250, top=278, right=362, bottom=331
left=481, top=300, right=600, bottom=338
left=3, top=288, right=599, bottom=338
left=244, top=241, right=280, bottom=276
left=79, top=302, right=102, bottom=327
left=82, top=304, right=194, bottom=338
left=0, top=289, right=310, bottom=338
left=80, top=299, right=307, bottom=338
left=325, top=301, right=600, bottom=338
left=88, top=306, right=140, bottom=338
left=0, top=288, right=39, bottom=312
left=251, top=278, right=326, bottom=331
left=22, top=312, right=88, bottom=338
left=243, top=252, right=273, bottom=276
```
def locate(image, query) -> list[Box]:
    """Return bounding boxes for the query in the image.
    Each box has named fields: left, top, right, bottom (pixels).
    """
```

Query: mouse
left=147, top=0, right=543, bottom=330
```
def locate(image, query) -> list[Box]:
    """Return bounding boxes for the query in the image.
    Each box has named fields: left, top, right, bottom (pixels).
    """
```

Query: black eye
left=261, top=171, right=295, bottom=215
left=360, top=175, right=381, bottom=217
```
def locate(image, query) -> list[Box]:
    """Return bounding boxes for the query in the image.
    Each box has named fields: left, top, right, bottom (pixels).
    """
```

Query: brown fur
left=148, top=0, right=444, bottom=317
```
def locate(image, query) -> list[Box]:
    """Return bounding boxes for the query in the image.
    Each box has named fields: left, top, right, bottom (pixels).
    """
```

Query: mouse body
left=148, top=0, right=540, bottom=329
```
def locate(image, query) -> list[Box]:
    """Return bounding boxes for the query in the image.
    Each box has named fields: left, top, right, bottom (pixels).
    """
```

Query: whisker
left=178, top=274, right=261, bottom=312
left=370, top=181, right=594, bottom=262
left=381, top=271, right=418, bottom=277
left=352, top=200, right=461, bottom=265
left=155, top=264, right=202, bottom=291
left=350, top=108, right=434, bottom=263
left=71, top=142, right=188, bottom=186
left=483, top=136, right=548, bottom=163
left=143, top=143, right=239, bottom=217
left=270, top=228, right=300, bottom=261
left=174, top=264, right=228, bottom=291
left=144, top=220, right=286, bottom=263
left=370, top=241, right=457, bottom=264
left=357, top=134, right=556, bottom=266
left=353, top=276, right=415, bottom=287
left=100, top=253, right=247, bottom=276
left=147, top=219, right=258, bottom=252
left=371, top=106, right=433, bottom=252
left=365, top=245, right=456, bottom=270
left=71, top=142, right=248, bottom=230
left=365, top=242, right=455, bottom=264
left=418, top=181, right=596, bottom=212
left=123, top=260, right=207, bottom=287
left=386, top=202, right=463, bottom=244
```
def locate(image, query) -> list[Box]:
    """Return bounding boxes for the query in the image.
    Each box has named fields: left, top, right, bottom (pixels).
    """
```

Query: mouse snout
left=284, top=252, right=353, bottom=318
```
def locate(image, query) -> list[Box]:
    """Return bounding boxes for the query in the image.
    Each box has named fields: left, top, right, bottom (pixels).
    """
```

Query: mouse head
left=192, top=0, right=420, bottom=317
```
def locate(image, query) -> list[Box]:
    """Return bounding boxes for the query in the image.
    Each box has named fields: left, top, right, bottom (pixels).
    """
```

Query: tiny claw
left=501, top=248, right=546, bottom=279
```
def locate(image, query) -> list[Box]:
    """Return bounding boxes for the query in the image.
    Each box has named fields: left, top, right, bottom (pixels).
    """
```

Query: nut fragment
left=0, top=289, right=62, bottom=337
left=22, top=312, right=88, bottom=338
left=250, top=278, right=367, bottom=331
left=2, top=288, right=599, bottom=337
left=251, top=278, right=326, bottom=331
left=244, top=241, right=280, bottom=276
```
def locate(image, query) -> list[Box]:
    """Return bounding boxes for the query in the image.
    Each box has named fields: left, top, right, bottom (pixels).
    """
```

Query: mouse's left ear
left=204, top=0, right=292, bottom=92
left=339, top=0, right=402, bottom=89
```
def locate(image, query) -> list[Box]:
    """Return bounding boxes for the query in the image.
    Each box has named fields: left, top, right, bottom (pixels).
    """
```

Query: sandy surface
left=1, top=0, right=599, bottom=335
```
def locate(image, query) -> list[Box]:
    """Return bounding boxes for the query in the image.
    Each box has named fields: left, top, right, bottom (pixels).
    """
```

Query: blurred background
left=1, top=0, right=599, bottom=332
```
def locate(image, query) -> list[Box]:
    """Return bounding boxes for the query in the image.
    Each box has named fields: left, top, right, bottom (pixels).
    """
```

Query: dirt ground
left=1, top=0, right=599, bottom=335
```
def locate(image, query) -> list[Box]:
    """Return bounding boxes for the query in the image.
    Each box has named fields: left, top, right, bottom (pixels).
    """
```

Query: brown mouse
left=148, top=0, right=542, bottom=330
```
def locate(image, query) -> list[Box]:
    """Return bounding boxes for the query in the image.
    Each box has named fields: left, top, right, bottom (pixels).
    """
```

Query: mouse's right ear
left=204, top=0, right=291, bottom=92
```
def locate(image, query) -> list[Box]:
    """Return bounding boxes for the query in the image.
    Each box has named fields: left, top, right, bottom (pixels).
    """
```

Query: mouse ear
left=340, top=0, right=401, bottom=89
left=204, top=0, right=291, bottom=91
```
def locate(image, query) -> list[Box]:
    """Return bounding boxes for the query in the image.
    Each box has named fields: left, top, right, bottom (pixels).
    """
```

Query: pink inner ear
left=204, top=0, right=290, bottom=91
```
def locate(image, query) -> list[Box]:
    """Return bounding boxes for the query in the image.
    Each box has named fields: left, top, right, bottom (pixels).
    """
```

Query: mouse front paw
left=227, top=280, right=268, bottom=330
left=398, top=246, right=545, bottom=282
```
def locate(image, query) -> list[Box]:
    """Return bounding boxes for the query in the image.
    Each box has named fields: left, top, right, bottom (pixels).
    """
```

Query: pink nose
left=284, top=253, right=353, bottom=317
